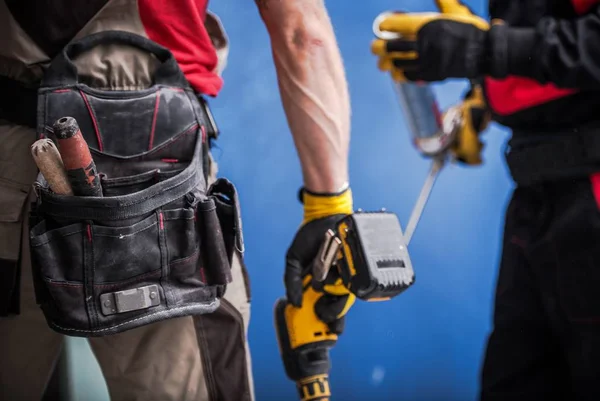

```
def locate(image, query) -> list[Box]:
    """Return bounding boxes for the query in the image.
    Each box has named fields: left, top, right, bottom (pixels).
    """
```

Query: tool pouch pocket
left=28, top=31, right=243, bottom=337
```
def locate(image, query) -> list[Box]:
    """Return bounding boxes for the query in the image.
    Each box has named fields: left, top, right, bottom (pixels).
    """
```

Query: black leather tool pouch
left=28, top=31, right=243, bottom=337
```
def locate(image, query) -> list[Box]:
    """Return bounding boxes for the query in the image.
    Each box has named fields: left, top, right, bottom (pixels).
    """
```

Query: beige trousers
left=0, top=120, right=254, bottom=401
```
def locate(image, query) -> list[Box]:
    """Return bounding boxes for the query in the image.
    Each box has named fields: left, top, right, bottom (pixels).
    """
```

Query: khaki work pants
left=0, top=120, right=255, bottom=401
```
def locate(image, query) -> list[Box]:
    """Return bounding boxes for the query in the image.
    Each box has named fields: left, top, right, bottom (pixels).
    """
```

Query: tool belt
left=28, top=31, right=243, bottom=337
left=506, top=124, right=600, bottom=187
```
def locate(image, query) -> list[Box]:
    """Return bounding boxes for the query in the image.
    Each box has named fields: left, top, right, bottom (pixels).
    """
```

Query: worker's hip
left=0, top=31, right=246, bottom=340
left=505, top=121, right=600, bottom=187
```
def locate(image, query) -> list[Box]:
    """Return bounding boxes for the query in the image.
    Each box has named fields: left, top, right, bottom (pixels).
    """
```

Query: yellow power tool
left=275, top=211, right=416, bottom=400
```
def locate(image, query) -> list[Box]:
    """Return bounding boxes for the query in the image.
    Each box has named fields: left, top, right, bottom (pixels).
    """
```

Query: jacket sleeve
left=488, top=6, right=600, bottom=89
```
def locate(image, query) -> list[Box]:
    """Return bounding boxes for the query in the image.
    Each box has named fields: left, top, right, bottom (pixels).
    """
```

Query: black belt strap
left=0, top=75, right=38, bottom=128
left=506, top=126, right=600, bottom=186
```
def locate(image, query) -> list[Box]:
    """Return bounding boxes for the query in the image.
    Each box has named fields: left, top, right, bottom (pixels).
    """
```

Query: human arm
left=371, top=1, right=600, bottom=89
left=254, top=0, right=354, bottom=348
left=254, top=0, right=350, bottom=194
left=489, top=7, right=600, bottom=89
left=255, top=3, right=355, bottom=393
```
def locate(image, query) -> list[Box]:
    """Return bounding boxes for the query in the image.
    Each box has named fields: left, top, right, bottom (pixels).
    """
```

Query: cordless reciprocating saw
left=274, top=211, right=416, bottom=400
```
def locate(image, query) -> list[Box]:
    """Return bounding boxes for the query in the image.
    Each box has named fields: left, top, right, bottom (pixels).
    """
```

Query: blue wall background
left=66, top=1, right=516, bottom=400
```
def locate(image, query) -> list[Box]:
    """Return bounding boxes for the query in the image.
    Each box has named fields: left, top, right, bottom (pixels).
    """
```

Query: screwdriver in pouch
left=53, top=116, right=103, bottom=197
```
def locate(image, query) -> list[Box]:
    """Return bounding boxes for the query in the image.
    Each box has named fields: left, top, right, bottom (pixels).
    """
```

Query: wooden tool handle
left=31, top=138, right=74, bottom=196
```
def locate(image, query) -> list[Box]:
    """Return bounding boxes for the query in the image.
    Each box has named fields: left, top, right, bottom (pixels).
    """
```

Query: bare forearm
left=256, top=0, right=350, bottom=193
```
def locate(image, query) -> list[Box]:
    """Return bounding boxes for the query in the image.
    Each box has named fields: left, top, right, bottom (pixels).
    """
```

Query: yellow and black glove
left=284, top=186, right=356, bottom=333
left=275, top=187, right=356, bottom=400
left=448, top=84, right=491, bottom=165
left=372, top=0, right=491, bottom=82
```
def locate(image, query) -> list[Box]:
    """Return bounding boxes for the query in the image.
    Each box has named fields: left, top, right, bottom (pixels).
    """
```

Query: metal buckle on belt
left=100, top=284, right=161, bottom=316
left=197, top=96, right=220, bottom=140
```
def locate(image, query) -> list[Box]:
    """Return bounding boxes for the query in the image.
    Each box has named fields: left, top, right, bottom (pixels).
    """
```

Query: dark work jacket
left=484, top=0, right=600, bottom=131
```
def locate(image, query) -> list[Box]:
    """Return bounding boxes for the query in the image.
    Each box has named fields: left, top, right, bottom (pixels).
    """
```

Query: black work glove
left=284, top=187, right=356, bottom=335
left=371, top=0, right=492, bottom=82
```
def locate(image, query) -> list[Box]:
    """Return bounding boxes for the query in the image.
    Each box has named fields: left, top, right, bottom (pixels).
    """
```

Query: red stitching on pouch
left=159, top=212, right=164, bottom=230
left=571, top=0, right=599, bottom=14
left=161, top=158, right=179, bottom=163
left=79, top=90, right=104, bottom=151
left=149, top=123, right=198, bottom=153
left=169, top=250, right=200, bottom=267
left=53, top=89, right=71, bottom=93
left=590, top=173, right=600, bottom=210
left=86, top=225, right=92, bottom=242
left=148, top=89, right=161, bottom=150
left=201, top=125, right=207, bottom=143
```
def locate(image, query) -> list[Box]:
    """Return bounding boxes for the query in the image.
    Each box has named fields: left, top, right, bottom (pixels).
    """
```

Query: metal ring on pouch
left=372, top=11, right=403, bottom=40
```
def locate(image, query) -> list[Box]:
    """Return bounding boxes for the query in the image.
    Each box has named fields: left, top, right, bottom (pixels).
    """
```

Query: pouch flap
left=40, top=87, right=200, bottom=158
left=208, top=178, right=244, bottom=255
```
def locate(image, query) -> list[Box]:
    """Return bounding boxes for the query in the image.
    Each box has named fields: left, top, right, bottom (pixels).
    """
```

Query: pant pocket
left=0, top=184, right=30, bottom=316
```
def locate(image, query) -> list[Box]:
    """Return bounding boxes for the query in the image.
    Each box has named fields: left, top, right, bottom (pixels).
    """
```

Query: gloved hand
left=447, top=84, right=491, bottom=165
left=284, top=186, right=356, bottom=335
left=371, top=0, right=491, bottom=82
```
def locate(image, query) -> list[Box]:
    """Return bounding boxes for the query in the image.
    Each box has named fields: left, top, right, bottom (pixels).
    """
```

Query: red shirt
left=138, top=0, right=223, bottom=97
